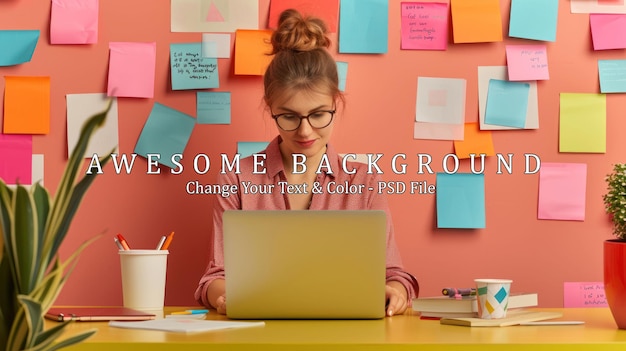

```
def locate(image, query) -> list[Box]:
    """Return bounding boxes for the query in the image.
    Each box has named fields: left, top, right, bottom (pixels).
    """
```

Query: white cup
left=474, top=279, right=513, bottom=319
left=119, top=250, right=169, bottom=312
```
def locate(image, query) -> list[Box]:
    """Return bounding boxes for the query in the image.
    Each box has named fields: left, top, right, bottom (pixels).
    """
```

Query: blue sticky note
left=509, top=0, right=558, bottom=42
left=237, top=141, right=269, bottom=158
left=599, top=60, right=626, bottom=93
left=436, top=173, right=486, bottom=229
left=485, top=79, right=529, bottom=128
left=134, top=103, right=196, bottom=169
left=197, top=92, right=231, bottom=124
left=0, top=30, right=40, bottom=66
left=339, top=0, right=388, bottom=53
left=170, top=43, right=219, bottom=90
left=336, top=61, right=348, bottom=92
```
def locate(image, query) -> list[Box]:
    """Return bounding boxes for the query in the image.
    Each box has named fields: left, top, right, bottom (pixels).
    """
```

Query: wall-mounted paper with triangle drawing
left=207, top=1, right=225, bottom=22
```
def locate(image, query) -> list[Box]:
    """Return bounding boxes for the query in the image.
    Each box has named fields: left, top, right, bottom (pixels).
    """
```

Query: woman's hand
left=385, top=281, right=409, bottom=317
left=215, top=295, right=227, bottom=315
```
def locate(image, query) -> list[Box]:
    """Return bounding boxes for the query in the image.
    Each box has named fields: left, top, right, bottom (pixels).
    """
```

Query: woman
left=195, top=9, right=419, bottom=317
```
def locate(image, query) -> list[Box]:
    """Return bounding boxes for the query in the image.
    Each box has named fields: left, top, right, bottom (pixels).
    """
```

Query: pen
left=114, top=238, right=124, bottom=251
left=160, top=231, right=175, bottom=250
left=442, top=288, right=476, bottom=297
left=170, top=309, right=209, bottom=315
left=156, top=235, right=167, bottom=250
left=116, top=234, right=130, bottom=250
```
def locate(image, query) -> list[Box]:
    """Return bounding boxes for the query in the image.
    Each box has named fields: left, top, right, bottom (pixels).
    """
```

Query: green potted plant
left=602, top=163, right=626, bottom=329
left=0, top=102, right=113, bottom=350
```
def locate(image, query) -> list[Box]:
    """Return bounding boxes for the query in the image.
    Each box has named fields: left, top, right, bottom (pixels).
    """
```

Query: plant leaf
left=31, top=184, right=50, bottom=284
left=12, top=186, right=39, bottom=294
left=0, top=181, right=16, bottom=284
left=16, top=295, right=43, bottom=349
left=38, top=329, right=96, bottom=351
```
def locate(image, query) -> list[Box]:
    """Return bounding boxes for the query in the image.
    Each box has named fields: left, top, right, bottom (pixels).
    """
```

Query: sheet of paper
left=171, top=43, right=219, bottom=90
left=563, top=282, right=608, bottom=308
left=134, top=103, right=196, bottom=169
left=416, top=77, right=466, bottom=124
left=571, top=0, right=626, bottom=14
left=509, top=0, right=558, bottom=42
left=66, top=93, right=119, bottom=158
left=413, top=121, right=464, bottom=141
left=107, top=42, right=156, bottom=98
left=202, top=33, right=231, bottom=58
left=0, top=30, right=39, bottom=66
left=590, top=14, right=626, bottom=50
left=436, top=173, right=486, bottom=229
left=234, top=30, right=273, bottom=76
left=336, top=61, right=348, bottom=92
left=559, top=93, right=606, bottom=153
left=171, top=0, right=258, bottom=32
left=268, top=0, right=339, bottom=32
left=3, top=76, right=50, bottom=134
left=109, top=319, right=265, bottom=333
left=484, top=79, right=529, bottom=128
left=400, top=2, right=448, bottom=50
left=450, top=0, right=502, bottom=43
left=453, top=123, right=495, bottom=159
left=339, top=0, right=388, bottom=53
left=505, top=45, right=549, bottom=81
left=477, top=66, right=539, bottom=130
left=537, top=163, right=587, bottom=221
left=197, top=92, right=231, bottom=124
left=0, top=134, right=32, bottom=185
left=599, top=59, right=626, bottom=93
left=237, top=141, right=270, bottom=158
left=50, top=0, right=99, bottom=44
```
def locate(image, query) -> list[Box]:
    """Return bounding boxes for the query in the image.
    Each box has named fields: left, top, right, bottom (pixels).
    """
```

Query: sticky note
left=171, top=43, right=219, bottom=90
left=50, top=0, right=99, bottom=44
left=538, top=163, right=587, bottom=221
left=268, top=0, right=339, bottom=32
left=0, top=134, right=32, bottom=185
left=590, top=14, right=626, bottom=50
left=436, top=173, right=486, bottom=229
left=450, top=0, right=502, bottom=43
left=336, top=61, right=348, bottom=92
left=3, top=76, right=50, bottom=134
left=484, top=79, right=529, bottom=129
left=66, top=93, right=119, bottom=158
left=107, top=42, right=156, bottom=98
left=563, top=282, right=608, bottom=308
left=0, top=30, right=39, bottom=66
left=509, top=0, right=558, bottom=42
left=134, top=103, right=196, bottom=169
left=454, top=123, right=495, bottom=159
left=339, top=0, right=388, bottom=53
left=202, top=33, right=231, bottom=58
left=599, top=60, right=626, bottom=93
left=197, top=92, right=231, bottom=124
left=400, top=2, right=449, bottom=50
left=559, top=93, right=606, bottom=153
left=171, top=0, right=259, bottom=33
left=234, top=30, right=273, bottom=76
left=237, top=142, right=270, bottom=158
left=505, top=45, right=549, bottom=81
left=416, top=77, right=466, bottom=124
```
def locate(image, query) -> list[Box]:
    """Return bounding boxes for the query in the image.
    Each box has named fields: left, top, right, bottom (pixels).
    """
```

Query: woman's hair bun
left=270, top=9, right=330, bottom=54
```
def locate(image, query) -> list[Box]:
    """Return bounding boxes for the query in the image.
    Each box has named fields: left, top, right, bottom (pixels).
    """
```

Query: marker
left=160, top=231, right=175, bottom=250
left=116, top=234, right=130, bottom=250
left=114, top=238, right=125, bottom=250
left=156, top=235, right=167, bottom=250
left=170, top=309, right=209, bottom=315
left=442, top=288, right=476, bottom=297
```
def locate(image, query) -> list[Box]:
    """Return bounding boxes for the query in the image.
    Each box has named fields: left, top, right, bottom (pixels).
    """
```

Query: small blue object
left=187, top=309, right=209, bottom=314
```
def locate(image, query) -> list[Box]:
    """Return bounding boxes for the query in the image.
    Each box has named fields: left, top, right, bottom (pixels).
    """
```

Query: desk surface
left=56, top=308, right=626, bottom=351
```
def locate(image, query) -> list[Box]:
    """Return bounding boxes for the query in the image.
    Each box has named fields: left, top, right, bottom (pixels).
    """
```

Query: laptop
left=223, top=210, right=387, bottom=320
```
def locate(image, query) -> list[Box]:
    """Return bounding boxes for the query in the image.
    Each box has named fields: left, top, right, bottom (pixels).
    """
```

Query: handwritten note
left=506, top=45, right=549, bottom=81
left=197, top=92, right=231, bottom=124
left=400, top=2, right=448, bottom=50
left=563, top=282, right=608, bottom=308
left=170, top=43, right=219, bottom=90
left=599, top=59, right=626, bottom=93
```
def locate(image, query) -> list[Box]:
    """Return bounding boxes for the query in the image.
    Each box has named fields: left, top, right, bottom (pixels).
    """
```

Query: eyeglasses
left=271, top=110, right=336, bottom=131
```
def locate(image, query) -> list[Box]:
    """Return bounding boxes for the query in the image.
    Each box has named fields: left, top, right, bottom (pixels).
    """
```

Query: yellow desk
left=57, top=308, right=626, bottom=350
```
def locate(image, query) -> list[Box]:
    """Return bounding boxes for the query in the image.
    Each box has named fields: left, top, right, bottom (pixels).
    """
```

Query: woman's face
left=271, top=89, right=335, bottom=160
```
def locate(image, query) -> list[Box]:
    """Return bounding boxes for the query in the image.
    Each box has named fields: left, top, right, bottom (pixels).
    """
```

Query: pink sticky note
left=50, top=0, right=99, bottom=44
left=506, top=45, right=549, bottom=81
left=0, top=134, right=32, bottom=185
left=107, top=42, right=156, bottom=98
left=538, top=163, right=586, bottom=221
left=563, top=282, right=609, bottom=308
left=590, top=14, right=626, bottom=50
left=401, top=2, right=448, bottom=50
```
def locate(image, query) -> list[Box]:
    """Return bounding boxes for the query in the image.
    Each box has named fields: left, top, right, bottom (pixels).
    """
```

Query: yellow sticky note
left=234, top=29, right=274, bottom=76
left=451, top=0, right=502, bottom=43
left=454, top=122, right=495, bottom=159
left=3, top=76, right=50, bottom=134
left=559, top=93, right=606, bottom=153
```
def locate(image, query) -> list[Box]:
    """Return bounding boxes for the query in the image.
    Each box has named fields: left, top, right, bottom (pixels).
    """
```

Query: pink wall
left=1, top=0, right=622, bottom=308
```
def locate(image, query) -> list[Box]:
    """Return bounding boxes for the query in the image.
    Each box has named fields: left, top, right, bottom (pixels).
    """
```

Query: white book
left=109, top=318, right=265, bottom=333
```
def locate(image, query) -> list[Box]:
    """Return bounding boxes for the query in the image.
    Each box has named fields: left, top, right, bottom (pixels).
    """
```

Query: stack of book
left=412, top=292, right=538, bottom=319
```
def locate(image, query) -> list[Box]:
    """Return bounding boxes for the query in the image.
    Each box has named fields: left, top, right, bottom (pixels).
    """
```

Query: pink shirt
left=195, top=137, right=419, bottom=307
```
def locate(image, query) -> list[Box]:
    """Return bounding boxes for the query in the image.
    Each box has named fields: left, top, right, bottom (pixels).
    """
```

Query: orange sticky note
left=234, top=30, right=273, bottom=76
left=451, top=0, right=502, bottom=43
left=3, top=76, right=50, bottom=134
left=453, top=122, right=495, bottom=159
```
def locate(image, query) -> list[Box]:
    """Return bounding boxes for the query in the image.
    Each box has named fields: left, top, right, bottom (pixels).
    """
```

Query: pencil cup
left=474, top=279, right=513, bottom=319
left=119, top=250, right=169, bottom=312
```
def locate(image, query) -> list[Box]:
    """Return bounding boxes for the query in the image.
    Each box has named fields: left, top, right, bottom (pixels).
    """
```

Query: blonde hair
left=264, top=9, right=342, bottom=108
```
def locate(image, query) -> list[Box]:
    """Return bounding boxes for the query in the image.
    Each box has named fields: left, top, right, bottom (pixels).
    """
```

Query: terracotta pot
left=604, top=239, right=626, bottom=329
